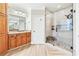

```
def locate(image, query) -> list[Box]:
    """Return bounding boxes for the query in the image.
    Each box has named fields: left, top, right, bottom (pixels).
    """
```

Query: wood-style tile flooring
left=5, top=43, right=72, bottom=56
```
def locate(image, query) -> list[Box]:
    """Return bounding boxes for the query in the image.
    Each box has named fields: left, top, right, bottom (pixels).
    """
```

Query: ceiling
left=8, top=3, right=72, bottom=13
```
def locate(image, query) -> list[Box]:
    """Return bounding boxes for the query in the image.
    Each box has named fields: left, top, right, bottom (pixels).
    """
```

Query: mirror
left=19, top=17, right=26, bottom=31
left=8, top=8, right=27, bottom=32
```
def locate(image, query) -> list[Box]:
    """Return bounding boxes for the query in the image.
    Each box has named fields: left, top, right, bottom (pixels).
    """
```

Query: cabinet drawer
left=8, top=34, right=16, bottom=39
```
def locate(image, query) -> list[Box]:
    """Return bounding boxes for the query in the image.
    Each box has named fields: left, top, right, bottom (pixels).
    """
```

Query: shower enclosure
left=45, top=4, right=73, bottom=53
left=56, top=9, right=73, bottom=52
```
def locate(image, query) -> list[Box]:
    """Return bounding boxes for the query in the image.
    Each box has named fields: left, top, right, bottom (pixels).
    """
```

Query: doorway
left=31, top=8, right=46, bottom=44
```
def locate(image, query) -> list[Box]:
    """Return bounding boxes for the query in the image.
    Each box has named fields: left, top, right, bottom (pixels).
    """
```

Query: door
left=31, top=15, right=45, bottom=44
left=0, top=34, right=7, bottom=54
left=0, top=3, right=8, bottom=55
left=16, top=34, right=22, bottom=46
left=21, top=33, right=27, bottom=45
left=54, top=7, right=73, bottom=52
left=27, top=32, right=31, bottom=43
left=9, top=34, right=17, bottom=49
left=0, top=3, right=6, bottom=14
left=0, top=15, right=6, bottom=33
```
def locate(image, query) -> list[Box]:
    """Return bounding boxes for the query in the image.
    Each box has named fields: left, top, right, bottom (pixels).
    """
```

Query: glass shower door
left=56, top=18, right=73, bottom=52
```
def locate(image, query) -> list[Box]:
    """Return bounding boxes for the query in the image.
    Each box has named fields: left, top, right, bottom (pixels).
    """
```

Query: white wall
left=26, top=8, right=31, bottom=31
left=73, top=3, right=79, bottom=56
left=46, top=10, right=53, bottom=37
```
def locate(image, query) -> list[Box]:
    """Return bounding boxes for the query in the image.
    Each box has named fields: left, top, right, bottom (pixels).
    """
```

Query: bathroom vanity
left=8, top=32, right=31, bottom=50
left=7, top=5, right=31, bottom=50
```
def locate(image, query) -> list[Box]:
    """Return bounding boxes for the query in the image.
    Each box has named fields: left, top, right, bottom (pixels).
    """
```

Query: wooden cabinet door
left=0, top=34, right=7, bottom=54
left=0, top=3, right=7, bottom=55
left=9, top=34, right=17, bottom=49
left=0, top=15, right=6, bottom=33
left=0, top=3, right=6, bottom=14
left=29, top=32, right=31, bottom=42
left=16, top=34, right=22, bottom=46
left=28, top=36, right=31, bottom=42
left=21, top=33, right=27, bottom=44
left=27, top=32, right=31, bottom=43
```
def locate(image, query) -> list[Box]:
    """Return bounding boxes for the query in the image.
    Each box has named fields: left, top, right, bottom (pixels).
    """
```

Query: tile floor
left=5, top=43, right=72, bottom=56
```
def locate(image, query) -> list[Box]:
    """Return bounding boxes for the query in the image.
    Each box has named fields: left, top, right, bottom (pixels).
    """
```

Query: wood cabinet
left=8, top=34, right=17, bottom=49
left=0, top=3, right=8, bottom=55
left=0, top=34, right=7, bottom=54
left=8, top=32, right=31, bottom=49
left=16, top=33, right=27, bottom=46
left=0, top=3, right=6, bottom=14
left=21, top=33, right=27, bottom=44
left=0, top=15, right=7, bottom=33
left=27, top=32, right=31, bottom=43
left=16, top=34, right=22, bottom=46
